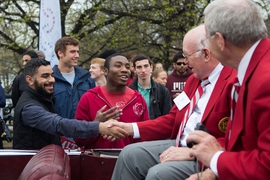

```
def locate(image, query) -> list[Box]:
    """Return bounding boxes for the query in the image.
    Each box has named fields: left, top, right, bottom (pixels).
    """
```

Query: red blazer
left=217, top=38, right=270, bottom=179
left=138, top=66, right=236, bottom=141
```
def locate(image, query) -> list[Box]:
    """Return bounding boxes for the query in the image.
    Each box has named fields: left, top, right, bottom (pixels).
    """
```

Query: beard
left=34, top=80, right=54, bottom=99
left=177, top=68, right=188, bottom=75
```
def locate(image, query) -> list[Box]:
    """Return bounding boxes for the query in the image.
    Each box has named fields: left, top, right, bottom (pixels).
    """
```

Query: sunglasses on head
left=176, top=62, right=186, bottom=66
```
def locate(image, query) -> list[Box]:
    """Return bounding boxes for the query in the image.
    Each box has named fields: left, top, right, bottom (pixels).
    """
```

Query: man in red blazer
left=186, top=0, right=270, bottom=180
left=110, top=24, right=237, bottom=180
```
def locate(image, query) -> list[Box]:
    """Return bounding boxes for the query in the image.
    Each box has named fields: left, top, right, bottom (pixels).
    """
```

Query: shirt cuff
left=210, top=150, right=223, bottom=177
left=132, top=123, right=140, bottom=138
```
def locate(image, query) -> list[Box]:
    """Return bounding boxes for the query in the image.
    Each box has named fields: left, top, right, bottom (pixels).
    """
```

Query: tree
left=0, top=0, right=268, bottom=91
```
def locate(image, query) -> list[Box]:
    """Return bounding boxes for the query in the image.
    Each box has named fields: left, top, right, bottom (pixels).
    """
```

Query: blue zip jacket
left=52, top=65, right=95, bottom=119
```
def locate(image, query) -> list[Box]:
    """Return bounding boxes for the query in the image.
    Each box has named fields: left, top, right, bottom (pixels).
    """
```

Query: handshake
left=99, top=120, right=132, bottom=141
left=95, top=105, right=133, bottom=141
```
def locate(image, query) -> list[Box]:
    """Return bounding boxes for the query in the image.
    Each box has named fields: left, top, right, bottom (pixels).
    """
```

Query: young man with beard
left=166, top=52, right=193, bottom=101
left=74, top=53, right=149, bottom=149
left=129, top=54, right=172, bottom=119
left=13, top=58, right=128, bottom=149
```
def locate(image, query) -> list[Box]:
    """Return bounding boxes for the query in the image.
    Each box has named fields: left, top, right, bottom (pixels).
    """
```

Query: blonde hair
left=90, top=58, right=105, bottom=69
left=152, top=69, right=167, bottom=79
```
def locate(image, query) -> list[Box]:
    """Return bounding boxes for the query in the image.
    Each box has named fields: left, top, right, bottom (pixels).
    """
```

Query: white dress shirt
left=180, top=63, right=223, bottom=146
left=132, top=63, right=223, bottom=141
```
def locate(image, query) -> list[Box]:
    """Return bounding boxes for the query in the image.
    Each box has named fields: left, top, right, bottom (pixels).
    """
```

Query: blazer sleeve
left=138, top=105, right=178, bottom=141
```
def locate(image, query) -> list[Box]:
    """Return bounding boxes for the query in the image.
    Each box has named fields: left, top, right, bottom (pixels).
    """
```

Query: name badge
left=173, top=91, right=190, bottom=111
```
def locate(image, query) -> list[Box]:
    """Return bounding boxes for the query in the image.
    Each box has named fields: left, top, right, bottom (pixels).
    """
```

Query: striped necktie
left=176, top=79, right=210, bottom=147
left=227, top=77, right=240, bottom=141
left=230, top=77, right=240, bottom=120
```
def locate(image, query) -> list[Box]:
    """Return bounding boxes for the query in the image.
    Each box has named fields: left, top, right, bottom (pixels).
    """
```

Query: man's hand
left=102, top=121, right=133, bottom=141
left=186, top=168, right=217, bottom=180
left=94, top=105, right=122, bottom=122
left=159, top=146, right=194, bottom=163
left=99, top=120, right=128, bottom=141
left=173, top=93, right=180, bottom=99
left=186, top=131, right=223, bottom=167
left=107, top=121, right=134, bottom=136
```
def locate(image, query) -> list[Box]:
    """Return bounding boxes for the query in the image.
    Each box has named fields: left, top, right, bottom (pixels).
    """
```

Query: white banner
left=39, top=0, right=62, bottom=67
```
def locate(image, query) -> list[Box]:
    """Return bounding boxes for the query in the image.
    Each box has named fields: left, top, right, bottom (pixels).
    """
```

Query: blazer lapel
left=201, top=67, right=233, bottom=122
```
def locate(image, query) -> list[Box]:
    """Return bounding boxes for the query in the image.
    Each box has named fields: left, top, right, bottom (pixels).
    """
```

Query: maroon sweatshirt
left=166, top=68, right=193, bottom=100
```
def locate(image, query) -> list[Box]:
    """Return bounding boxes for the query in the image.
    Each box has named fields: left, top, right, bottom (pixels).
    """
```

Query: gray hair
left=194, top=24, right=208, bottom=58
left=204, top=0, right=268, bottom=46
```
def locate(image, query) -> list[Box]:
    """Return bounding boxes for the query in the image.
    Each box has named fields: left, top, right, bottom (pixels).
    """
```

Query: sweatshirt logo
left=133, top=102, right=144, bottom=116
left=116, top=101, right=125, bottom=110
left=171, top=82, right=186, bottom=92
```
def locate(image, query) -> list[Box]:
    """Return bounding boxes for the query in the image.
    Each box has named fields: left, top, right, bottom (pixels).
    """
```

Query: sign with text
left=39, top=0, right=61, bottom=67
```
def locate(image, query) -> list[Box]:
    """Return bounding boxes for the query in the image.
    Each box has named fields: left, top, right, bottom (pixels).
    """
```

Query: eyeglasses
left=176, top=62, right=186, bottom=66
left=182, top=49, right=202, bottom=61
left=200, top=34, right=215, bottom=46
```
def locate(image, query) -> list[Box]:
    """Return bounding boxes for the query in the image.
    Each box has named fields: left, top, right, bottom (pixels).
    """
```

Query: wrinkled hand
left=95, top=105, right=122, bottom=122
left=99, top=120, right=128, bottom=141
left=186, top=131, right=223, bottom=167
left=159, top=146, right=194, bottom=163
left=186, top=168, right=216, bottom=180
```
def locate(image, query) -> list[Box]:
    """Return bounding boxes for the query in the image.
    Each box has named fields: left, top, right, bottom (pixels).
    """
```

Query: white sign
left=173, top=91, right=190, bottom=111
left=39, top=0, right=62, bottom=67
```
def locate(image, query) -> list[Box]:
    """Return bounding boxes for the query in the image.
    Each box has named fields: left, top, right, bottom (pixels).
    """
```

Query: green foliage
left=0, top=0, right=269, bottom=90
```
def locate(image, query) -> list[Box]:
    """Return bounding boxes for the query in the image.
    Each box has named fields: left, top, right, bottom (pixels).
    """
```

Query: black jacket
left=11, top=73, right=28, bottom=108
left=129, top=78, right=172, bottom=119
left=13, top=87, right=61, bottom=149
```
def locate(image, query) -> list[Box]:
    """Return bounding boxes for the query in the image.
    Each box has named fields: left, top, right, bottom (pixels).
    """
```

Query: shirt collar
left=138, top=82, right=151, bottom=90
left=208, top=63, right=223, bottom=85
left=237, top=40, right=261, bottom=85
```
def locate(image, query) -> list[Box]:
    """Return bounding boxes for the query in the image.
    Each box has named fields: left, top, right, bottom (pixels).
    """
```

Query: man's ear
left=25, top=75, right=34, bottom=86
left=103, top=68, right=108, bottom=76
left=215, top=32, right=226, bottom=51
left=58, top=50, right=64, bottom=58
left=203, top=48, right=211, bottom=60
